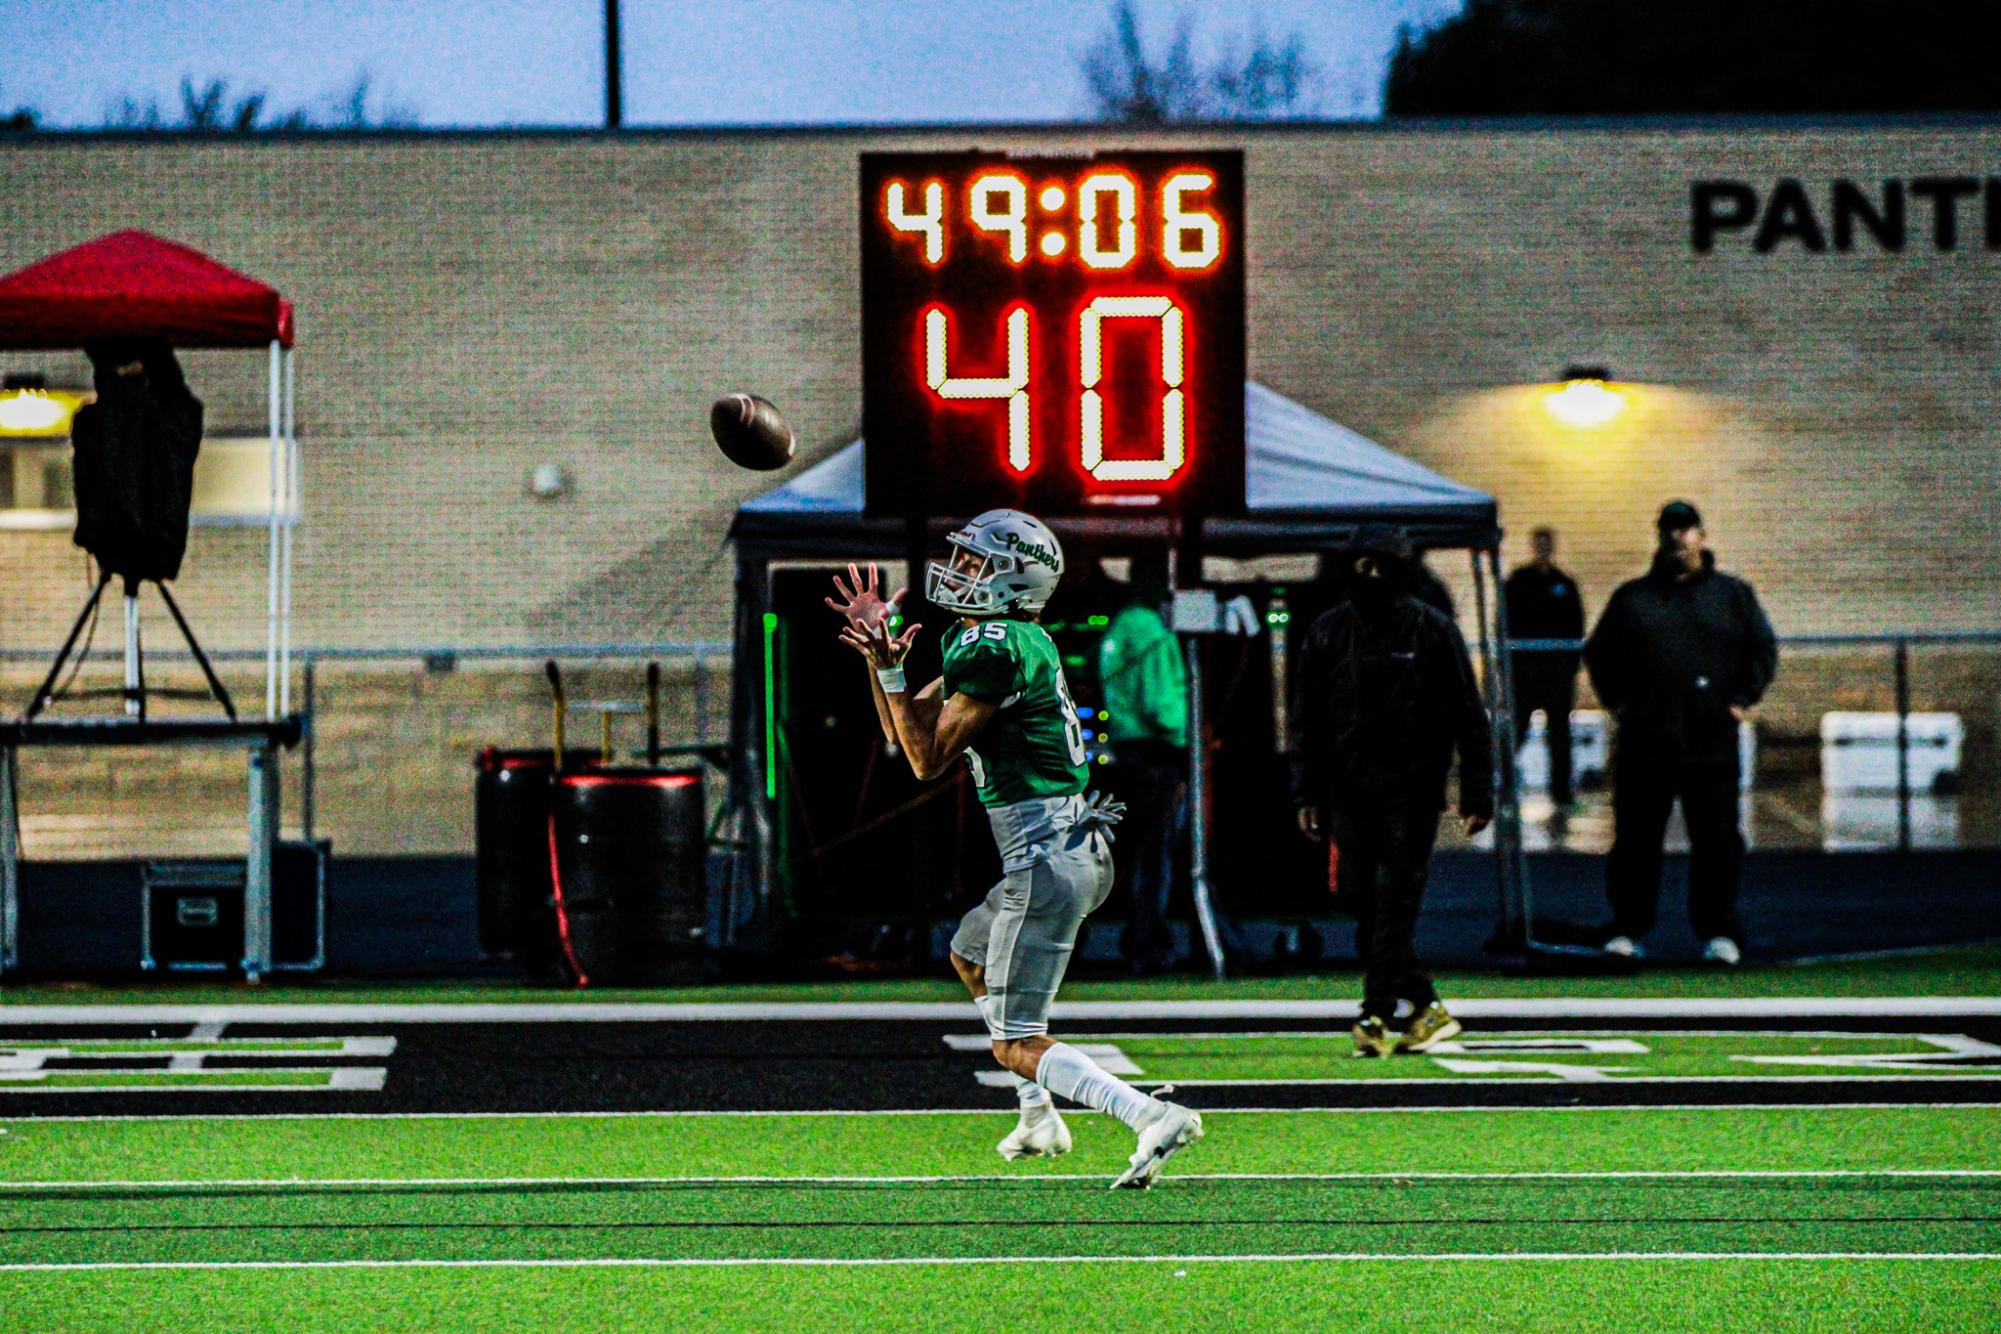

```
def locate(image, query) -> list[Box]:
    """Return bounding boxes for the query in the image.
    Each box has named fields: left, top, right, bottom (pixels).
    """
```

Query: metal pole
left=0, top=744, right=18, bottom=976
left=265, top=340, right=281, bottom=720
left=280, top=348, right=296, bottom=716
left=1485, top=547, right=1532, bottom=942
left=1184, top=634, right=1226, bottom=981
left=122, top=588, right=141, bottom=717
left=244, top=740, right=278, bottom=981
left=604, top=0, right=623, bottom=130
left=302, top=653, right=317, bottom=843
left=694, top=649, right=709, bottom=745
left=1469, top=550, right=1511, bottom=944
left=1894, top=637, right=1912, bottom=854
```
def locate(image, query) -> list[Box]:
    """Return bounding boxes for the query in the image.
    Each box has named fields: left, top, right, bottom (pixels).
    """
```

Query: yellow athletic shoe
left=1351, top=1016, right=1398, bottom=1058
left=1397, top=1002, right=1463, bottom=1053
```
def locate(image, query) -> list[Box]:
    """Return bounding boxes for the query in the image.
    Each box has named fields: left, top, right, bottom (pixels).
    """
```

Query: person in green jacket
left=1097, top=552, right=1189, bottom=974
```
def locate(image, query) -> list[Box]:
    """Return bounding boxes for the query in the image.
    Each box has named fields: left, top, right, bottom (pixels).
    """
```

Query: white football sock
left=1010, top=1074, right=1053, bottom=1111
left=1034, top=1042, right=1158, bottom=1131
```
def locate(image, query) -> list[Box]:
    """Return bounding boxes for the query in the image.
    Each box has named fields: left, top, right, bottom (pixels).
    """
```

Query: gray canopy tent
left=723, top=382, right=1530, bottom=973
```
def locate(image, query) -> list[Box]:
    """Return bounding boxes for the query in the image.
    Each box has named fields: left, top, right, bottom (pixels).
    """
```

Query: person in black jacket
left=1291, top=525, right=1494, bottom=1056
left=1585, top=501, right=1777, bottom=965
left=1505, top=528, right=1586, bottom=807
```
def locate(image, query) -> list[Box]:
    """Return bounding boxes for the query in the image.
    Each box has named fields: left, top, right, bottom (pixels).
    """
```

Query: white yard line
left=1130, top=1074, right=2001, bottom=1086
left=2, top=1169, right=1996, bottom=1191
left=2, top=1252, right=1996, bottom=1273
left=1, top=998, right=1999, bottom=1024
left=945, top=1030, right=2001, bottom=1044
left=4, top=1100, right=1998, bottom=1124
left=0, top=1068, right=384, bottom=1093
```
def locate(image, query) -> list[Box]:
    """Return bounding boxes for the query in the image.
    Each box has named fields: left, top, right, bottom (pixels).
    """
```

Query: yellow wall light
left=0, top=377, right=89, bottom=437
left=1542, top=365, right=1629, bottom=429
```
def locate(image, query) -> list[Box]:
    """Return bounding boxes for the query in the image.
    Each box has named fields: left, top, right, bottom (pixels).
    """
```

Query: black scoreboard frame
left=860, top=149, right=1246, bottom=521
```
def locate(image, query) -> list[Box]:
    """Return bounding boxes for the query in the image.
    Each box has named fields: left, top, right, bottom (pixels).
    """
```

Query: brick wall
left=4, top=124, right=1997, bottom=856
left=4, top=122, right=1997, bottom=654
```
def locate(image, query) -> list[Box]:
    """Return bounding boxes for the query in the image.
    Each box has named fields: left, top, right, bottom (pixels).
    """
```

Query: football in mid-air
left=709, top=393, right=796, bottom=471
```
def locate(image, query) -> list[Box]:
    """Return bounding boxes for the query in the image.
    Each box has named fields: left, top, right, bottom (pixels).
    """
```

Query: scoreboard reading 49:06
left=861, top=150, right=1245, bottom=518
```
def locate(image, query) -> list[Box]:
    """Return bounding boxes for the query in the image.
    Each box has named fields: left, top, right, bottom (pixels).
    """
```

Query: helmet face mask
left=925, top=509, right=1064, bottom=617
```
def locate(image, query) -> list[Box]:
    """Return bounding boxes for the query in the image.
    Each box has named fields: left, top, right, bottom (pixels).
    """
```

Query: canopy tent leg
left=280, top=347, right=296, bottom=716
left=727, top=553, right=777, bottom=944
left=1470, top=547, right=1527, bottom=951
left=1184, top=633, right=1227, bottom=981
left=265, top=340, right=281, bottom=720
left=1472, top=546, right=1532, bottom=952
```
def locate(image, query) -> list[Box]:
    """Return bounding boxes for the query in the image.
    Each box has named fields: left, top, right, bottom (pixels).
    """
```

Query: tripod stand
left=23, top=571, right=237, bottom=722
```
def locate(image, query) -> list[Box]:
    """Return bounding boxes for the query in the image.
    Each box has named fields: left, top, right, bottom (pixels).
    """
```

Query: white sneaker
left=996, top=1104, right=1072, bottom=1161
left=1603, top=935, right=1645, bottom=959
left=1703, top=937, right=1742, bottom=966
left=1110, top=1099, right=1204, bottom=1190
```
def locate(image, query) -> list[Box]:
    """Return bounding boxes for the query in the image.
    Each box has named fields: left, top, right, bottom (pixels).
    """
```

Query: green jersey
left=940, top=619, right=1090, bottom=807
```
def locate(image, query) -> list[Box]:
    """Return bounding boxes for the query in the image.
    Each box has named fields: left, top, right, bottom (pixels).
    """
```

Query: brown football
left=709, top=393, right=796, bottom=471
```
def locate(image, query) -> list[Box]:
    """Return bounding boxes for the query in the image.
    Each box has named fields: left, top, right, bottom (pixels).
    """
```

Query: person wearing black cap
left=1290, top=524, right=1495, bottom=1057
left=1505, top=528, right=1586, bottom=808
left=1584, top=502, right=1777, bottom=965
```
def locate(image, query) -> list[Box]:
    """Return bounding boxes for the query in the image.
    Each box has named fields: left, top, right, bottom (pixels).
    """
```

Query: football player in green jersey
left=828, top=508, right=1204, bottom=1189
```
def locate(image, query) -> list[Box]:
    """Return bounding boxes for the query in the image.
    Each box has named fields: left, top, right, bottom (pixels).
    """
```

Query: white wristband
left=875, top=665, right=908, bottom=694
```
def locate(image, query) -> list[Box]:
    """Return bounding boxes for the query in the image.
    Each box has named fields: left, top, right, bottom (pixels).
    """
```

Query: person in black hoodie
left=1505, top=528, right=1586, bottom=807
left=1291, top=524, right=1494, bottom=1057
left=1585, top=501, right=1777, bottom=965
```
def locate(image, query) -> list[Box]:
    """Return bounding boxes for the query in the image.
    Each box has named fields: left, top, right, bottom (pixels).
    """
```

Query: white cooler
left=1517, top=710, right=1610, bottom=791
left=1820, top=712, right=1962, bottom=793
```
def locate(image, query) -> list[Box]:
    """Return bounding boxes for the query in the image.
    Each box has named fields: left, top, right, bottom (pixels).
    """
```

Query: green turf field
left=1, top=1105, right=1996, bottom=1331
left=4, top=947, right=1999, bottom=1330
left=4, top=938, right=1997, bottom=1007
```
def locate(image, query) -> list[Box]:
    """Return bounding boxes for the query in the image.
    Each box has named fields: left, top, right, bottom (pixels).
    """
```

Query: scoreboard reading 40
left=861, top=150, right=1245, bottom=518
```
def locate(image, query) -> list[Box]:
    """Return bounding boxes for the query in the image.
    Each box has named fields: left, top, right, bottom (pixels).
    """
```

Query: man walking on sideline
left=1505, top=527, right=1586, bottom=808
left=1291, top=525, right=1494, bottom=1057
left=1585, top=501, right=1777, bottom=965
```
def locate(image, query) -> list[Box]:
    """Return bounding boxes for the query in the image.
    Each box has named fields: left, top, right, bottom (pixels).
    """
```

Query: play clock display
left=861, top=150, right=1245, bottom=518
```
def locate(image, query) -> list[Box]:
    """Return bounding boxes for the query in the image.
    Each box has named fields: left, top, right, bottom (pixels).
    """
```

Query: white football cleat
left=1602, top=935, right=1645, bottom=959
left=1111, top=1099, right=1204, bottom=1190
left=996, top=1105, right=1073, bottom=1161
left=1703, top=936, right=1742, bottom=966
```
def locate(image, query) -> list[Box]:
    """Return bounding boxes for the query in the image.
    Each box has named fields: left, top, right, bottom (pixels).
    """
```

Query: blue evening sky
left=3, top=0, right=1461, bottom=127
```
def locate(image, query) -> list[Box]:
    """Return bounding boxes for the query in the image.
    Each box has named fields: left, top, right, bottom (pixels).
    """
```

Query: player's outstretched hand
left=838, top=617, right=922, bottom=668
left=825, top=562, right=906, bottom=633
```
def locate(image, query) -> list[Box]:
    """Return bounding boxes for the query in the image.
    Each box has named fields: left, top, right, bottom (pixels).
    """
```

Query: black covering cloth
left=1584, top=549, right=1777, bottom=764
left=1289, top=594, right=1495, bottom=818
left=69, top=338, right=204, bottom=582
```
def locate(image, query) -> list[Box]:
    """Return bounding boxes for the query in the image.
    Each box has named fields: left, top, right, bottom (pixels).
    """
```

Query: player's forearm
left=884, top=693, right=950, bottom=779
left=862, top=663, right=896, bottom=743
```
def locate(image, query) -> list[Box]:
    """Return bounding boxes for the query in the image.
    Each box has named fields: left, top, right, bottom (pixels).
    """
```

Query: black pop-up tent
left=722, top=383, right=1527, bottom=971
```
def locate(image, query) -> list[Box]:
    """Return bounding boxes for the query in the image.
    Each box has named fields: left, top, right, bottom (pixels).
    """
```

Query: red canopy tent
left=0, top=230, right=298, bottom=717
left=0, top=230, right=293, bottom=350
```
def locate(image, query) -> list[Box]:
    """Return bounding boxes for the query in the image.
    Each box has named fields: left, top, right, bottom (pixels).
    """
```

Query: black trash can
left=474, top=747, right=599, bottom=961
left=549, top=766, right=706, bottom=986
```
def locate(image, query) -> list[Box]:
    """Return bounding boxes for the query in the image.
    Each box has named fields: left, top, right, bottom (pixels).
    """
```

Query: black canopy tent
left=722, top=382, right=1530, bottom=971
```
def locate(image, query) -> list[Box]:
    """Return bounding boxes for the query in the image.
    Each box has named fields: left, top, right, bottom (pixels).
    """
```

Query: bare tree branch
left=1083, top=0, right=1321, bottom=123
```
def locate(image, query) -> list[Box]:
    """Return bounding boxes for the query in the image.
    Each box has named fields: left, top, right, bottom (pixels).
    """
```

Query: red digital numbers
left=884, top=169, right=1222, bottom=272
left=924, top=296, right=1188, bottom=483
left=862, top=151, right=1244, bottom=518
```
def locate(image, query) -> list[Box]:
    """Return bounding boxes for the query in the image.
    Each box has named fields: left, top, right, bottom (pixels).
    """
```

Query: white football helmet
left=926, top=508, right=1064, bottom=616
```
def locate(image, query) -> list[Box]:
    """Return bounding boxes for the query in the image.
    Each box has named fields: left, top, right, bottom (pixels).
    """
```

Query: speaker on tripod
left=23, top=337, right=235, bottom=722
